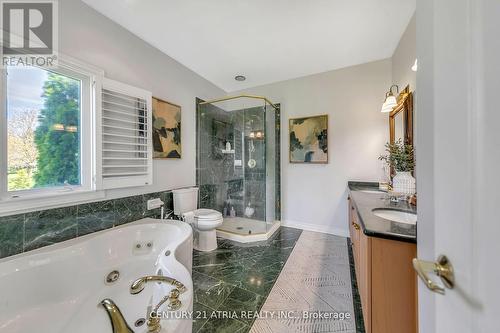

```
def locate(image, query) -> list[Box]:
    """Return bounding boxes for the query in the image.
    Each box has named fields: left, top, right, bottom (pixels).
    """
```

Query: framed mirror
left=389, top=85, right=413, bottom=146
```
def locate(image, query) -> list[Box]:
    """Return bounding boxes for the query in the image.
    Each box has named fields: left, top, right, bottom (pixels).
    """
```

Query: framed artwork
left=152, top=97, right=181, bottom=159
left=289, top=114, right=328, bottom=163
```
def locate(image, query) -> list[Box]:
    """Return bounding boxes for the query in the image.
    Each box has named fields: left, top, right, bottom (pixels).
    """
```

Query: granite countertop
left=348, top=181, right=417, bottom=243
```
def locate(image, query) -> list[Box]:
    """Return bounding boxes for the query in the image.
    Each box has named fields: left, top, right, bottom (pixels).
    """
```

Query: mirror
left=393, top=111, right=405, bottom=143
left=389, top=85, right=413, bottom=146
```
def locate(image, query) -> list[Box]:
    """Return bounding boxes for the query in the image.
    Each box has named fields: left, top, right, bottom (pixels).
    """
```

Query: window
left=6, top=67, right=82, bottom=191
left=0, top=57, right=153, bottom=214
left=0, top=58, right=98, bottom=206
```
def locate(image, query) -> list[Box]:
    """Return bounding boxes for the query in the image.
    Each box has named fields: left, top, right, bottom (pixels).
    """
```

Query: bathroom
left=0, top=1, right=498, bottom=333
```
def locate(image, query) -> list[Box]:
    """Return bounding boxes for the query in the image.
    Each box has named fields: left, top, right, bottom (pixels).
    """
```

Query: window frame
left=0, top=56, right=105, bottom=215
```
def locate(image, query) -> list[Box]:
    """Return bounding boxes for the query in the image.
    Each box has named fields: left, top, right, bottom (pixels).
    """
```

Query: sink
left=372, top=209, right=417, bottom=225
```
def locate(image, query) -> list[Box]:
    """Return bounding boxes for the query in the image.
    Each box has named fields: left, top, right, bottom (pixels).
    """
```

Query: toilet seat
left=173, top=187, right=223, bottom=252
left=194, top=209, right=222, bottom=220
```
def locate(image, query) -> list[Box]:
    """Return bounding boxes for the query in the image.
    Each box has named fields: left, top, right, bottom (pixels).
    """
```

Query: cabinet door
left=359, top=231, right=372, bottom=333
left=371, top=238, right=417, bottom=333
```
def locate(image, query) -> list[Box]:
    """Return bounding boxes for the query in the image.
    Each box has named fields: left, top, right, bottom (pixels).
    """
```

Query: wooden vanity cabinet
left=348, top=198, right=417, bottom=333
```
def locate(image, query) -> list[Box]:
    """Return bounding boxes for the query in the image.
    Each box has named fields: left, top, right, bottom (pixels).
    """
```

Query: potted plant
left=379, top=139, right=415, bottom=195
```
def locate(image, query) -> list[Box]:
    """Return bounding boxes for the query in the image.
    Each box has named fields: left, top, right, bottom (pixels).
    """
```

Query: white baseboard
left=282, top=219, right=349, bottom=238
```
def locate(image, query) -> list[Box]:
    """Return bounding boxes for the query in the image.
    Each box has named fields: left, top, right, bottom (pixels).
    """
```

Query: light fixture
left=234, top=75, right=246, bottom=81
left=411, top=59, right=418, bottom=72
left=381, top=85, right=399, bottom=113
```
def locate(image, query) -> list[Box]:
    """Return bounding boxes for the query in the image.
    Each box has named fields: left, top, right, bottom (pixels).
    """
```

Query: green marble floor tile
left=235, top=262, right=283, bottom=296
left=216, top=287, right=265, bottom=325
left=193, top=257, right=254, bottom=285
left=193, top=271, right=235, bottom=310
left=193, top=248, right=240, bottom=267
left=191, top=227, right=303, bottom=333
left=193, top=302, right=212, bottom=333
left=198, top=317, right=249, bottom=333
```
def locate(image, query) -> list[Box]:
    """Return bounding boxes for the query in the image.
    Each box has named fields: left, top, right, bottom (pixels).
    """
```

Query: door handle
left=412, top=255, right=455, bottom=295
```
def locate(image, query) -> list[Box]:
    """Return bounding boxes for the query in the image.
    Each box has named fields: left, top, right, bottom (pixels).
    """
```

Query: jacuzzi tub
left=0, top=218, right=193, bottom=333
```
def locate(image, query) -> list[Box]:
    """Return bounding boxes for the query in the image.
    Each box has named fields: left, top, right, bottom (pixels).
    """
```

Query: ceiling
left=82, top=0, right=415, bottom=92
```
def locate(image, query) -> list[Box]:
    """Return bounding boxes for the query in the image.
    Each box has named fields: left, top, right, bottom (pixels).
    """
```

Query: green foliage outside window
left=33, top=73, right=81, bottom=188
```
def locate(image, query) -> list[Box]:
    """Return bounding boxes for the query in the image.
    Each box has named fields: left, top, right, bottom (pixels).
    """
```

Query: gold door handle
left=412, top=255, right=455, bottom=295
left=352, top=222, right=360, bottom=230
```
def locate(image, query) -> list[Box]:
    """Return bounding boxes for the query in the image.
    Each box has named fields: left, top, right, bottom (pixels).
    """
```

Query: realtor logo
left=1, top=0, right=58, bottom=67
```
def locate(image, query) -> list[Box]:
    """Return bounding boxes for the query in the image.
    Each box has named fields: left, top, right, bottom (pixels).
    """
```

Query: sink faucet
left=100, top=299, right=134, bottom=333
left=130, top=275, right=186, bottom=333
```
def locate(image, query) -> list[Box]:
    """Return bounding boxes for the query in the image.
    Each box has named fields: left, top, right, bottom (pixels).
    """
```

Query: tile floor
left=192, top=227, right=303, bottom=332
left=252, top=231, right=356, bottom=332
left=192, top=227, right=364, bottom=333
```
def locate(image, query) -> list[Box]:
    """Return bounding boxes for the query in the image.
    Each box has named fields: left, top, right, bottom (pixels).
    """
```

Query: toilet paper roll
left=182, top=211, right=195, bottom=225
left=182, top=211, right=198, bottom=244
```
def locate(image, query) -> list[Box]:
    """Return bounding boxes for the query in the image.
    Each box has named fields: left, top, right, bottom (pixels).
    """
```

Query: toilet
left=172, top=187, right=223, bottom=252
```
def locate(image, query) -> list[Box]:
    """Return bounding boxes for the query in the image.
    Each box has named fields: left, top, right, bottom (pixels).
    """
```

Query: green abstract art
left=289, top=115, right=328, bottom=163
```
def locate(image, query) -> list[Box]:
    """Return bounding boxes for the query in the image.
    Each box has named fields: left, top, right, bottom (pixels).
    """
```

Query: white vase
left=392, top=171, right=416, bottom=195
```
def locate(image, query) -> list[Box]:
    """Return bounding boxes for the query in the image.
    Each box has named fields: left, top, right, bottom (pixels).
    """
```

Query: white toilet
left=172, top=187, right=223, bottom=252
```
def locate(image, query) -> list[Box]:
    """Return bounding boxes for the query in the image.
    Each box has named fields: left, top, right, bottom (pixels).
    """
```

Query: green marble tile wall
left=0, top=191, right=174, bottom=259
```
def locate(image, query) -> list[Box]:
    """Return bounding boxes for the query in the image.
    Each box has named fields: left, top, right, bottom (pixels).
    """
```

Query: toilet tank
left=172, top=187, right=199, bottom=216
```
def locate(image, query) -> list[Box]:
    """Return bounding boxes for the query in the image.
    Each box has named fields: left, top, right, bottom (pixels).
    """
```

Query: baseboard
left=282, top=219, right=349, bottom=238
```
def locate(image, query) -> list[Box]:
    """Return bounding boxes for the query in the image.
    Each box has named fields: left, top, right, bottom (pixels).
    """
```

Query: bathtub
left=0, top=218, right=193, bottom=333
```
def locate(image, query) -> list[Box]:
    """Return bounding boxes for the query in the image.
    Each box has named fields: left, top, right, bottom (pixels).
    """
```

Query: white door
left=416, top=0, right=500, bottom=332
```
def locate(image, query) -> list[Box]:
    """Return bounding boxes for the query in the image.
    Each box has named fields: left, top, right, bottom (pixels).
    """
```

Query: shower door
left=196, top=96, right=280, bottom=236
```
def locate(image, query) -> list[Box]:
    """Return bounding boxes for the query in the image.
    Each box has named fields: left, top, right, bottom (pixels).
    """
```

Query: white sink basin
left=372, top=209, right=417, bottom=225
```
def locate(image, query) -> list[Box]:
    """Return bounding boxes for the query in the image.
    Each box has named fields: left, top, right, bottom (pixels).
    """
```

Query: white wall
left=234, top=60, right=392, bottom=236
left=392, top=13, right=416, bottom=91
left=60, top=0, right=225, bottom=200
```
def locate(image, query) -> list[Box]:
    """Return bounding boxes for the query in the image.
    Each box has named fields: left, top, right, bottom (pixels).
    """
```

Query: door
left=416, top=0, right=500, bottom=332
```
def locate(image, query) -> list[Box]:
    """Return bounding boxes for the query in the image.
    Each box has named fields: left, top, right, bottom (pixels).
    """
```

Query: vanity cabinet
left=348, top=197, right=417, bottom=333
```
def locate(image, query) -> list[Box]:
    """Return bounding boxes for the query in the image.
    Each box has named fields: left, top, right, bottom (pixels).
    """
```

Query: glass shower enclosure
left=196, top=95, right=280, bottom=237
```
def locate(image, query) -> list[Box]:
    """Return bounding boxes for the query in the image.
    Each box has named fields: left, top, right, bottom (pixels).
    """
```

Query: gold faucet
left=130, top=275, right=186, bottom=333
left=100, top=299, right=134, bottom=333
left=145, top=289, right=182, bottom=333
left=130, top=275, right=187, bottom=294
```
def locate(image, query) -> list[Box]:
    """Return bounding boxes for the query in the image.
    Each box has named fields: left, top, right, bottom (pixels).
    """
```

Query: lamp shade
left=381, top=95, right=397, bottom=113
left=381, top=102, right=392, bottom=113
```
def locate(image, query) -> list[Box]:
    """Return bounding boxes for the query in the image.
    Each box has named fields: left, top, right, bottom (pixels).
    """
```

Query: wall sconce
left=381, top=85, right=399, bottom=113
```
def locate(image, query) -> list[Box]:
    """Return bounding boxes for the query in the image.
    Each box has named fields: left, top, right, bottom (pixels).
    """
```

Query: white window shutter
left=100, top=78, right=153, bottom=189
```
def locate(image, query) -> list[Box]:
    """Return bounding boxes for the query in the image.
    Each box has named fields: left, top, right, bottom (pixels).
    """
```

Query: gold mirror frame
left=389, top=85, right=414, bottom=146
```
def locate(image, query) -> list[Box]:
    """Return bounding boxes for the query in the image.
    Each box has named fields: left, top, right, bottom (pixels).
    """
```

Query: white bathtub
left=0, top=218, right=193, bottom=333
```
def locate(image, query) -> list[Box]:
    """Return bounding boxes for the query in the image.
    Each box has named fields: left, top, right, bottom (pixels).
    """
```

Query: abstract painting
left=289, top=115, right=328, bottom=163
left=152, top=97, right=181, bottom=159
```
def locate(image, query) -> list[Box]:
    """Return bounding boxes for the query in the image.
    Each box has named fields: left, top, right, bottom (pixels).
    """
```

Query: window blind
left=101, top=78, right=152, bottom=189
